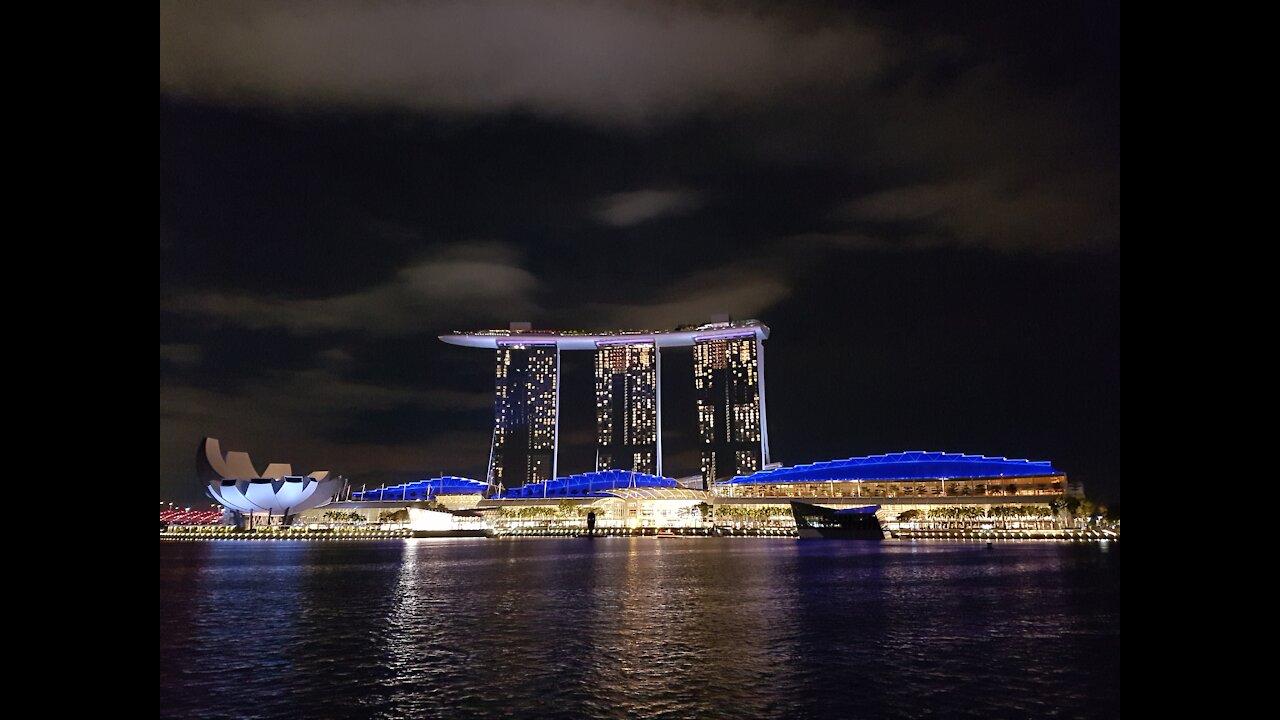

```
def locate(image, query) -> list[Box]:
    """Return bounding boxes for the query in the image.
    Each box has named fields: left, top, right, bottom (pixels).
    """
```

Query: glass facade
left=694, top=335, right=767, bottom=487
left=594, top=342, right=659, bottom=474
left=492, top=345, right=558, bottom=488
left=713, top=474, right=1065, bottom=499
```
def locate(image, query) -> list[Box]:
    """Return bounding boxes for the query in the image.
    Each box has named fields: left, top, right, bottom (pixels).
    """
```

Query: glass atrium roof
left=716, top=452, right=1060, bottom=485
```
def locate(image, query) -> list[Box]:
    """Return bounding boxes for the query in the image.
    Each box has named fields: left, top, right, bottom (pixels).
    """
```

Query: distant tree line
left=712, top=505, right=790, bottom=525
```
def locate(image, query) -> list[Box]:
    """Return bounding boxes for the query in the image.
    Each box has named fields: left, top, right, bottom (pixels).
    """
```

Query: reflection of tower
left=594, top=341, right=660, bottom=475
left=491, top=343, right=559, bottom=487
left=693, top=333, right=770, bottom=488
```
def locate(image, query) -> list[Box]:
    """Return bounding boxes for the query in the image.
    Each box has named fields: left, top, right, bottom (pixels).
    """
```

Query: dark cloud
left=601, top=274, right=789, bottom=328
left=160, top=0, right=884, bottom=126
left=169, top=244, right=539, bottom=336
left=160, top=360, right=495, bottom=486
left=595, top=189, right=701, bottom=227
left=842, top=175, right=1118, bottom=252
left=160, top=343, right=203, bottom=366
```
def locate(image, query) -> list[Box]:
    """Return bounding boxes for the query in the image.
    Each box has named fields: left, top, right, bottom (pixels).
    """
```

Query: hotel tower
left=441, top=319, right=770, bottom=489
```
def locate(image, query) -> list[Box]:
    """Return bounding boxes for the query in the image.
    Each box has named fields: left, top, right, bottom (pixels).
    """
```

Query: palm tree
left=1047, top=497, right=1064, bottom=516
left=1079, top=499, right=1097, bottom=525
left=1063, top=495, right=1081, bottom=517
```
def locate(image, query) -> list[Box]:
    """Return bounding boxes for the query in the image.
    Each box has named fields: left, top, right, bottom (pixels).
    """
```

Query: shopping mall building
left=332, top=451, right=1066, bottom=532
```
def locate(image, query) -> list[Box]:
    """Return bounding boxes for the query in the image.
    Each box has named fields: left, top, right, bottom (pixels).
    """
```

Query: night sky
left=160, top=1, right=1120, bottom=506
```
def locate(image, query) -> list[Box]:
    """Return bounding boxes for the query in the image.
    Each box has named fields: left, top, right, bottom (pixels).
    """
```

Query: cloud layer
left=161, top=0, right=883, bottom=125
left=595, top=189, right=700, bottom=227
left=843, top=175, right=1118, bottom=252
left=170, top=246, right=539, bottom=336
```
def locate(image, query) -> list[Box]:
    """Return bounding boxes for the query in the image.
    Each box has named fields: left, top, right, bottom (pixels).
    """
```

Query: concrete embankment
left=161, top=526, right=1118, bottom=542
left=494, top=527, right=798, bottom=538
left=896, top=528, right=1118, bottom=541
left=159, top=528, right=492, bottom=541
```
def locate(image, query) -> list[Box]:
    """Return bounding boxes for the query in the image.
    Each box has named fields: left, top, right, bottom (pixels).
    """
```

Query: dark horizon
left=160, top=1, right=1120, bottom=506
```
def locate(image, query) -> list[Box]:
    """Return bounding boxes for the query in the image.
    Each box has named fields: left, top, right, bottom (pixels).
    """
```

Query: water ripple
left=161, top=539, right=1120, bottom=719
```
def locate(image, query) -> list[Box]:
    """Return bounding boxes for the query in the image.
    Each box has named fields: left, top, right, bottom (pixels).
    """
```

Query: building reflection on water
left=161, top=540, right=1120, bottom=720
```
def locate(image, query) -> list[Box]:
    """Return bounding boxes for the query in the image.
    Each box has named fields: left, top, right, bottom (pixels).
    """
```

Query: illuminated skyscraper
left=694, top=332, right=770, bottom=487
left=594, top=341, right=660, bottom=475
left=491, top=343, right=559, bottom=488
left=441, top=319, right=769, bottom=487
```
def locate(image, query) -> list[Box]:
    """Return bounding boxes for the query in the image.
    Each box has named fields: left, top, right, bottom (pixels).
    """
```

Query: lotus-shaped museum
left=199, top=437, right=343, bottom=516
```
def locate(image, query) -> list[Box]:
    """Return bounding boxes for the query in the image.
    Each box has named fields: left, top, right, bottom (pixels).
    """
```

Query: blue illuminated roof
left=501, top=469, right=677, bottom=498
left=834, top=505, right=881, bottom=515
left=351, top=476, right=490, bottom=501
left=716, top=452, right=1061, bottom=485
